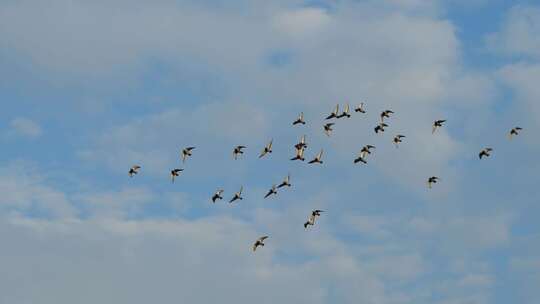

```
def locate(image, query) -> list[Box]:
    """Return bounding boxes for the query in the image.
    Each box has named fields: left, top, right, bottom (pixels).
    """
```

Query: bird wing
left=318, top=149, right=323, bottom=159
left=259, top=236, right=269, bottom=242
left=432, top=125, right=437, bottom=134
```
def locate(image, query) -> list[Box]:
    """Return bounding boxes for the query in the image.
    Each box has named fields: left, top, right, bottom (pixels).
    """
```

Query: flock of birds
left=127, top=102, right=524, bottom=252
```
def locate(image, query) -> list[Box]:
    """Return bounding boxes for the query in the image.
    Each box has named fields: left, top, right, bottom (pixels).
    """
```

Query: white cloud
left=8, top=117, right=42, bottom=138
left=273, top=7, right=332, bottom=37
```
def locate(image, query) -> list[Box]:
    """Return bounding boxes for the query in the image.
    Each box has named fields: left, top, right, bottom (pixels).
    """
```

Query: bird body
left=233, top=145, right=246, bottom=159
left=290, top=146, right=305, bottom=161
left=374, top=123, right=388, bottom=134
left=380, top=110, right=394, bottom=122
left=212, top=189, right=224, bottom=203
left=294, top=135, right=307, bottom=150
left=325, top=104, right=339, bottom=120
left=324, top=123, right=335, bottom=136
left=393, top=135, right=406, bottom=148
left=354, top=102, right=366, bottom=113
left=181, top=147, right=196, bottom=163
left=128, top=165, right=141, bottom=177
left=170, top=168, right=183, bottom=183
left=508, top=127, right=522, bottom=139
left=479, top=148, right=493, bottom=159
left=304, top=210, right=324, bottom=228
left=308, top=149, right=324, bottom=164
left=293, top=112, right=306, bottom=125
left=259, top=140, right=273, bottom=158
left=252, top=236, right=268, bottom=252
left=337, top=104, right=351, bottom=118
left=432, top=120, right=446, bottom=134
left=427, top=176, right=439, bottom=188
left=277, top=174, right=291, bottom=188
left=264, top=185, right=278, bottom=199
left=229, top=186, right=243, bottom=203
left=355, top=145, right=375, bottom=164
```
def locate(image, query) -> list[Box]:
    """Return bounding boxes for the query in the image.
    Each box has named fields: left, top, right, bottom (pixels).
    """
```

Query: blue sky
left=1, top=1, right=540, bottom=303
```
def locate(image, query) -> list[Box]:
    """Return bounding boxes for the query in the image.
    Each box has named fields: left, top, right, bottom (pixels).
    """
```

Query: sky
left=1, top=0, right=539, bottom=303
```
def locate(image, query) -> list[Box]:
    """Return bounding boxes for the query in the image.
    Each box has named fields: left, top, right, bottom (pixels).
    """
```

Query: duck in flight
left=233, top=145, right=246, bottom=160
left=354, top=145, right=375, bottom=164
left=212, top=189, right=224, bottom=203
left=325, top=104, right=339, bottom=120
left=374, top=122, right=388, bottom=134
left=293, top=112, right=306, bottom=125
left=259, top=139, right=273, bottom=158
left=478, top=147, right=493, bottom=159
left=128, top=165, right=141, bottom=177
left=380, top=110, right=394, bottom=122
left=277, top=174, right=291, bottom=188
left=508, top=127, right=522, bottom=139
left=229, top=186, right=243, bottom=203
left=432, top=120, right=446, bottom=134
left=290, top=146, right=305, bottom=161
left=304, top=210, right=324, bottom=229
left=308, top=149, right=324, bottom=164
left=427, top=176, right=439, bottom=189
left=354, top=102, right=366, bottom=113
left=264, top=185, right=278, bottom=199
left=324, top=123, right=335, bottom=137
left=294, top=135, right=307, bottom=150
left=393, top=135, right=406, bottom=148
left=337, top=104, right=351, bottom=118
left=170, top=168, right=183, bottom=183
left=181, top=147, right=195, bottom=163
left=252, top=236, right=268, bottom=252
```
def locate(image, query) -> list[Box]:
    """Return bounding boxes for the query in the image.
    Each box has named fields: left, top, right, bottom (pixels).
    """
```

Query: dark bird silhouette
left=170, top=168, right=183, bottom=183
left=252, top=236, right=268, bottom=252
left=479, top=148, right=493, bottom=159
left=325, top=104, right=339, bottom=120
left=277, top=174, right=291, bottom=188
left=354, top=145, right=375, bottom=164
left=380, top=110, right=394, bottom=122
left=264, top=185, right=278, bottom=199
left=508, top=127, right=522, bottom=139
left=324, top=123, right=335, bottom=137
left=304, top=210, right=324, bottom=228
left=393, top=135, right=406, bottom=148
left=354, top=102, right=366, bottom=113
left=259, top=139, right=273, bottom=158
left=128, top=165, right=141, bottom=177
left=432, top=120, right=446, bottom=134
left=337, top=104, right=351, bottom=118
left=308, top=149, right=323, bottom=164
left=427, top=176, right=439, bottom=189
left=290, top=146, right=305, bottom=161
left=293, top=112, right=306, bottom=125
left=294, top=135, right=307, bottom=150
left=374, top=122, right=388, bottom=134
left=233, top=145, right=246, bottom=160
left=229, top=186, right=243, bottom=203
left=211, top=189, right=224, bottom=203
left=181, top=147, right=195, bottom=163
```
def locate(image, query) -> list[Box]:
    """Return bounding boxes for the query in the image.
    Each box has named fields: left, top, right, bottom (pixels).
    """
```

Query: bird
left=259, top=139, right=273, bottom=158
left=393, top=135, right=406, bottom=148
left=304, top=210, right=324, bottom=229
left=380, top=110, right=394, bottom=122
left=325, top=104, right=339, bottom=120
left=337, top=103, right=351, bottom=118
left=229, top=186, right=243, bottom=203
left=374, top=122, right=388, bottom=134
left=508, top=127, right=522, bottom=139
left=294, top=135, right=307, bottom=150
left=293, top=112, right=306, bottom=125
left=170, top=168, right=183, bottom=183
left=290, top=146, right=305, bottom=161
left=427, top=176, right=439, bottom=189
left=233, top=145, right=246, bottom=160
left=211, top=189, right=224, bottom=203
left=479, top=147, right=493, bottom=159
left=181, top=147, right=195, bottom=163
left=128, top=165, right=141, bottom=177
left=264, top=184, right=278, bottom=199
left=308, top=149, right=324, bottom=164
left=354, top=102, right=366, bottom=113
left=324, top=123, right=335, bottom=136
left=432, top=120, right=446, bottom=134
left=277, top=174, right=291, bottom=188
left=354, top=145, right=375, bottom=164
left=252, top=236, right=268, bottom=252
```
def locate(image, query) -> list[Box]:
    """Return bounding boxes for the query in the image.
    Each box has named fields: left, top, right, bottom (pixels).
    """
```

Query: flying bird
left=432, top=120, right=446, bottom=134
left=324, top=123, right=335, bottom=136
left=325, top=104, right=339, bottom=120
left=277, top=174, right=291, bottom=188
left=380, top=110, right=394, bottom=122
left=259, top=139, right=273, bottom=158
left=290, top=146, right=305, bottom=161
left=354, top=102, right=366, bottom=113
left=293, top=112, right=306, bottom=125
left=508, top=127, right=522, bottom=139
left=354, top=145, right=375, bottom=164
left=128, top=165, right=141, bottom=177
left=478, top=147, right=493, bottom=159
left=264, top=184, right=278, bottom=199
left=211, top=189, right=224, bottom=203
left=252, top=236, right=269, bottom=252
left=393, top=135, right=406, bottom=148
left=427, top=176, right=439, bottom=189
left=181, top=147, right=195, bottom=163
left=304, top=209, right=324, bottom=229
left=229, top=186, right=243, bottom=203
left=308, top=149, right=324, bottom=164
left=170, top=168, right=183, bottom=183
left=374, top=122, right=388, bottom=134
left=337, top=103, right=351, bottom=118
left=233, top=145, right=246, bottom=160
left=294, top=135, right=307, bottom=150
